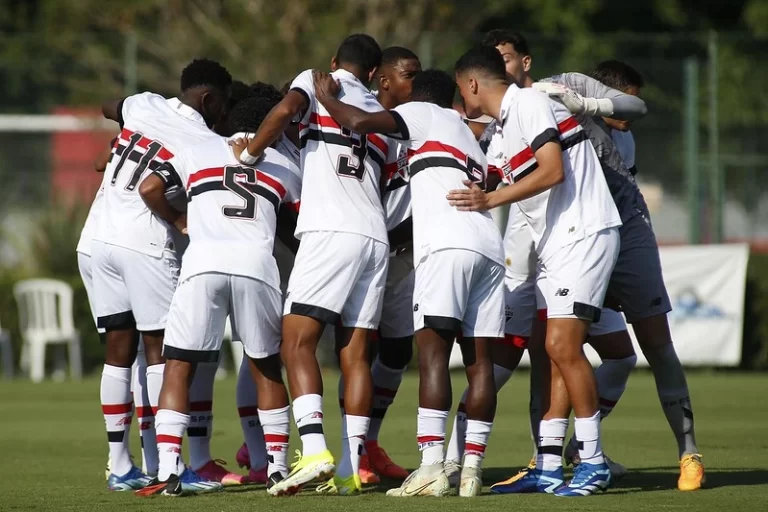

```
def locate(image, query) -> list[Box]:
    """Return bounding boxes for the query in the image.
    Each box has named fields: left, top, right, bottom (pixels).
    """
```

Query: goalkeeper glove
left=532, top=82, right=614, bottom=117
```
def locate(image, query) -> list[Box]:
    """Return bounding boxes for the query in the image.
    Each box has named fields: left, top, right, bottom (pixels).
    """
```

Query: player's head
left=229, top=96, right=282, bottom=135
left=180, top=58, right=233, bottom=128
left=482, top=29, right=532, bottom=86
left=454, top=45, right=508, bottom=120
left=377, top=46, right=422, bottom=109
left=591, top=60, right=644, bottom=131
left=411, top=70, right=455, bottom=109
left=331, top=33, right=382, bottom=88
left=249, top=81, right=284, bottom=105
left=214, top=80, right=251, bottom=136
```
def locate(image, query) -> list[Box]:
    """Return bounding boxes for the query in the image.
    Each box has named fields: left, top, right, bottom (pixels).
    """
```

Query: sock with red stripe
left=133, top=351, right=158, bottom=476
left=417, top=407, right=448, bottom=466
left=101, top=364, right=134, bottom=477
left=368, top=358, right=404, bottom=442
left=188, top=361, right=216, bottom=470
left=236, top=357, right=267, bottom=470
left=463, top=419, right=493, bottom=468
left=537, top=418, right=567, bottom=471
left=258, top=406, right=290, bottom=476
left=338, top=414, right=369, bottom=479
left=293, top=394, right=327, bottom=457
left=155, top=409, right=188, bottom=481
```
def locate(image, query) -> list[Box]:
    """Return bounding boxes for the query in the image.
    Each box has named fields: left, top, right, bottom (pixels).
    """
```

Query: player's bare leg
left=632, top=313, right=703, bottom=490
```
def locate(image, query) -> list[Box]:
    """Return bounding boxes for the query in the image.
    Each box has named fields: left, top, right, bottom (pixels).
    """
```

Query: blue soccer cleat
left=107, top=466, right=152, bottom=491
left=554, top=461, right=612, bottom=497
left=490, top=467, right=565, bottom=494
left=136, top=468, right=223, bottom=497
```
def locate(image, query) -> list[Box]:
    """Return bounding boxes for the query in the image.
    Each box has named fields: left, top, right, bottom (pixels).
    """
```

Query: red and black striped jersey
left=291, top=69, right=389, bottom=244
left=498, top=85, right=621, bottom=262
left=388, top=102, right=504, bottom=268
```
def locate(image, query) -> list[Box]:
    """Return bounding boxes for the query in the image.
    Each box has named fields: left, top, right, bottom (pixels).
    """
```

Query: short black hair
left=411, top=70, right=456, bottom=109
left=454, top=45, right=507, bottom=81
left=229, top=96, right=280, bottom=134
left=336, top=34, right=382, bottom=73
left=229, top=80, right=251, bottom=106
left=482, top=29, right=530, bottom=57
left=381, top=46, right=419, bottom=68
left=591, top=60, right=645, bottom=90
left=180, top=58, right=232, bottom=92
left=249, top=81, right=284, bottom=105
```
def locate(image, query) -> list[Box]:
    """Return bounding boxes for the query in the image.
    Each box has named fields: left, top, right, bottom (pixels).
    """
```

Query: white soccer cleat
left=386, top=463, right=451, bottom=497
left=458, top=465, right=482, bottom=497
left=444, top=460, right=461, bottom=487
left=605, top=455, right=628, bottom=480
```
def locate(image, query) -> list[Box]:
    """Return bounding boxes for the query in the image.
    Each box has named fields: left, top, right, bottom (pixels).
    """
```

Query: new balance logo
left=116, top=416, right=132, bottom=426
left=413, top=304, right=419, bottom=312
left=555, top=288, right=570, bottom=297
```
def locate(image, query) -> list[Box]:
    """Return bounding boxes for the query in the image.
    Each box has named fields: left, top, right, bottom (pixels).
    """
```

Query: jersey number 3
left=336, top=127, right=368, bottom=180
left=223, top=166, right=258, bottom=220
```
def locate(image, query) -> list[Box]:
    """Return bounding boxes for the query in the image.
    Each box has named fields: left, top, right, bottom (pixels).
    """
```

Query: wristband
left=240, top=148, right=259, bottom=165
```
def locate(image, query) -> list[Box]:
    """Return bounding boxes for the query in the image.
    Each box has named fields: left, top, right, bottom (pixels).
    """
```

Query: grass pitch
left=1, top=370, right=766, bottom=511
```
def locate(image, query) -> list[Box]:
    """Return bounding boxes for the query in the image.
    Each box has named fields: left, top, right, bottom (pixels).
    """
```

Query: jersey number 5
left=223, top=165, right=257, bottom=220
left=336, top=127, right=368, bottom=180
left=112, top=131, right=165, bottom=191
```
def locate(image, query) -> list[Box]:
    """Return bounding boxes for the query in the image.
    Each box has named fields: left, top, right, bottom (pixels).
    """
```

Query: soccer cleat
left=316, top=474, right=362, bottom=495
left=359, top=455, right=381, bottom=484
left=458, top=465, right=482, bottom=497
left=365, top=441, right=409, bottom=480
left=107, top=466, right=152, bottom=491
left=386, top=463, right=451, bottom=497
left=136, top=468, right=223, bottom=496
left=678, top=454, right=705, bottom=491
left=247, top=465, right=268, bottom=484
left=266, top=472, right=285, bottom=491
left=567, top=445, right=627, bottom=481
left=554, top=461, right=611, bottom=497
left=444, top=460, right=461, bottom=487
left=605, top=455, right=628, bottom=480
left=268, top=449, right=335, bottom=497
left=134, top=474, right=183, bottom=497
left=490, top=467, right=564, bottom=494
left=236, top=443, right=251, bottom=469
left=195, top=459, right=246, bottom=486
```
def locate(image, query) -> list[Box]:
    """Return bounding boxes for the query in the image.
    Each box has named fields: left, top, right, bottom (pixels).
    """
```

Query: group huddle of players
left=76, top=29, right=706, bottom=499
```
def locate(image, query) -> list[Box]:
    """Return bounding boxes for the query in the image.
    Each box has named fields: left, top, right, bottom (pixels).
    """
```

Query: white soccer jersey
left=94, top=93, right=219, bottom=257
left=291, top=69, right=389, bottom=243
left=497, top=85, right=621, bottom=261
left=389, top=102, right=504, bottom=267
left=76, top=171, right=109, bottom=256
left=156, top=136, right=301, bottom=289
left=383, top=141, right=411, bottom=232
left=276, top=134, right=301, bottom=170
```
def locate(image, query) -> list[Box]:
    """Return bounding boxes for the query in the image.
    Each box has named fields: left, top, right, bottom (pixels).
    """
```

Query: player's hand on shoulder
left=533, top=82, right=587, bottom=115
left=230, top=137, right=260, bottom=165
left=447, top=179, right=490, bottom=212
left=312, top=70, right=340, bottom=101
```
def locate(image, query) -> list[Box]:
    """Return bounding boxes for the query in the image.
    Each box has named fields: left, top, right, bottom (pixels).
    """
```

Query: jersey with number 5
left=155, top=137, right=301, bottom=288
left=290, top=69, right=389, bottom=244
left=94, top=92, right=218, bottom=257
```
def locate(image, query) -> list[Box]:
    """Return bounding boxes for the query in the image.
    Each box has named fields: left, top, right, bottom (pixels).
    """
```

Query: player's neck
left=483, top=85, right=511, bottom=122
left=522, top=75, right=534, bottom=88
left=337, top=64, right=370, bottom=88
left=377, top=93, right=398, bottom=110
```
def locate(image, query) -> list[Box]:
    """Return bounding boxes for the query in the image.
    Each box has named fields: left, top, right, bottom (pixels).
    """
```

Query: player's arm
left=94, top=137, right=117, bottom=172
left=235, top=91, right=309, bottom=164
left=102, top=99, right=126, bottom=127
left=534, top=73, right=647, bottom=121
left=138, top=162, right=187, bottom=234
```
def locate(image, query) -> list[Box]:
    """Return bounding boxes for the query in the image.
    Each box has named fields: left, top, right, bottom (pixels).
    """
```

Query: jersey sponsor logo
left=554, top=288, right=570, bottom=297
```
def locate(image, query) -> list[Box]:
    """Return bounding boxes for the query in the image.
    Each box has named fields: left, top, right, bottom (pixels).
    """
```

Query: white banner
left=450, top=243, right=750, bottom=368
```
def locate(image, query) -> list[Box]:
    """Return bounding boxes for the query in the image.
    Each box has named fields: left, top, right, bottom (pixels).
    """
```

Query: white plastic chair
left=13, top=279, right=82, bottom=383
left=0, top=317, right=13, bottom=379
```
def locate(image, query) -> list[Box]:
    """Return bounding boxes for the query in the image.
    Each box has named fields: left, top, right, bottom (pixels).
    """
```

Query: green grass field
left=1, top=370, right=766, bottom=511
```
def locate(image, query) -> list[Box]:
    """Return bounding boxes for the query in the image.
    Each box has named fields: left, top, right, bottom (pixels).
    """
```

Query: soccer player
left=135, top=95, right=300, bottom=497
left=93, top=58, right=231, bottom=491
left=451, top=46, right=622, bottom=497
left=312, top=68, right=505, bottom=498
left=233, top=34, right=390, bottom=496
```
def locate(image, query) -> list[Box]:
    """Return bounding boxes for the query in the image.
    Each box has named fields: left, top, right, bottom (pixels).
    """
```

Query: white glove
left=532, top=82, right=614, bottom=117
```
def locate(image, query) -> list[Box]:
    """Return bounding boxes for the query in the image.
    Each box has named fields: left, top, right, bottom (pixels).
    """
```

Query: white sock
left=595, top=355, right=636, bottom=418
left=155, top=409, right=188, bottom=481
left=258, top=406, right=290, bottom=476
left=537, top=418, right=567, bottom=471
left=133, top=351, right=158, bottom=476
left=464, top=419, right=493, bottom=468
left=337, top=414, right=369, bottom=479
left=417, top=407, right=448, bottom=466
left=574, top=412, right=604, bottom=465
left=101, top=364, right=134, bottom=477
left=293, top=394, right=327, bottom=457
left=236, top=357, right=267, bottom=470
left=188, top=361, right=217, bottom=470
left=445, top=400, right=468, bottom=464
left=145, top=363, right=164, bottom=416
left=368, top=358, right=404, bottom=442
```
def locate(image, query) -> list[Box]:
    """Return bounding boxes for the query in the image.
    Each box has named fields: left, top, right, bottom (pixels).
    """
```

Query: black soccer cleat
left=135, top=474, right=183, bottom=497
left=267, top=472, right=285, bottom=491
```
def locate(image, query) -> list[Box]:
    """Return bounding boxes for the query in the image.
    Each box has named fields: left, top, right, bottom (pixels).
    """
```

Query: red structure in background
left=50, top=106, right=116, bottom=205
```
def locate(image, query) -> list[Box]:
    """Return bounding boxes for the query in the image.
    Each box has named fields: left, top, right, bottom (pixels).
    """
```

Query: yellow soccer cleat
left=678, top=454, right=705, bottom=491
left=268, top=449, right=335, bottom=497
left=316, top=474, right=362, bottom=496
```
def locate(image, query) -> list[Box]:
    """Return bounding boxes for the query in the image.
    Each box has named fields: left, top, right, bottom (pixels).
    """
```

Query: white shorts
left=379, top=248, right=415, bottom=339
left=284, top=231, right=389, bottom=329
left=588, top=308, right=627, bottom=336
left=77, top=252, right=105, bottom=334
left=536, top=227, right=620, bottom=321
left=92, top=241, right=179, bottom=331
left=503, top=272, right=536, bottom=338
left=413, top=249, right=504, bottom=338
left=164, top=273, right=282, bottom=362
